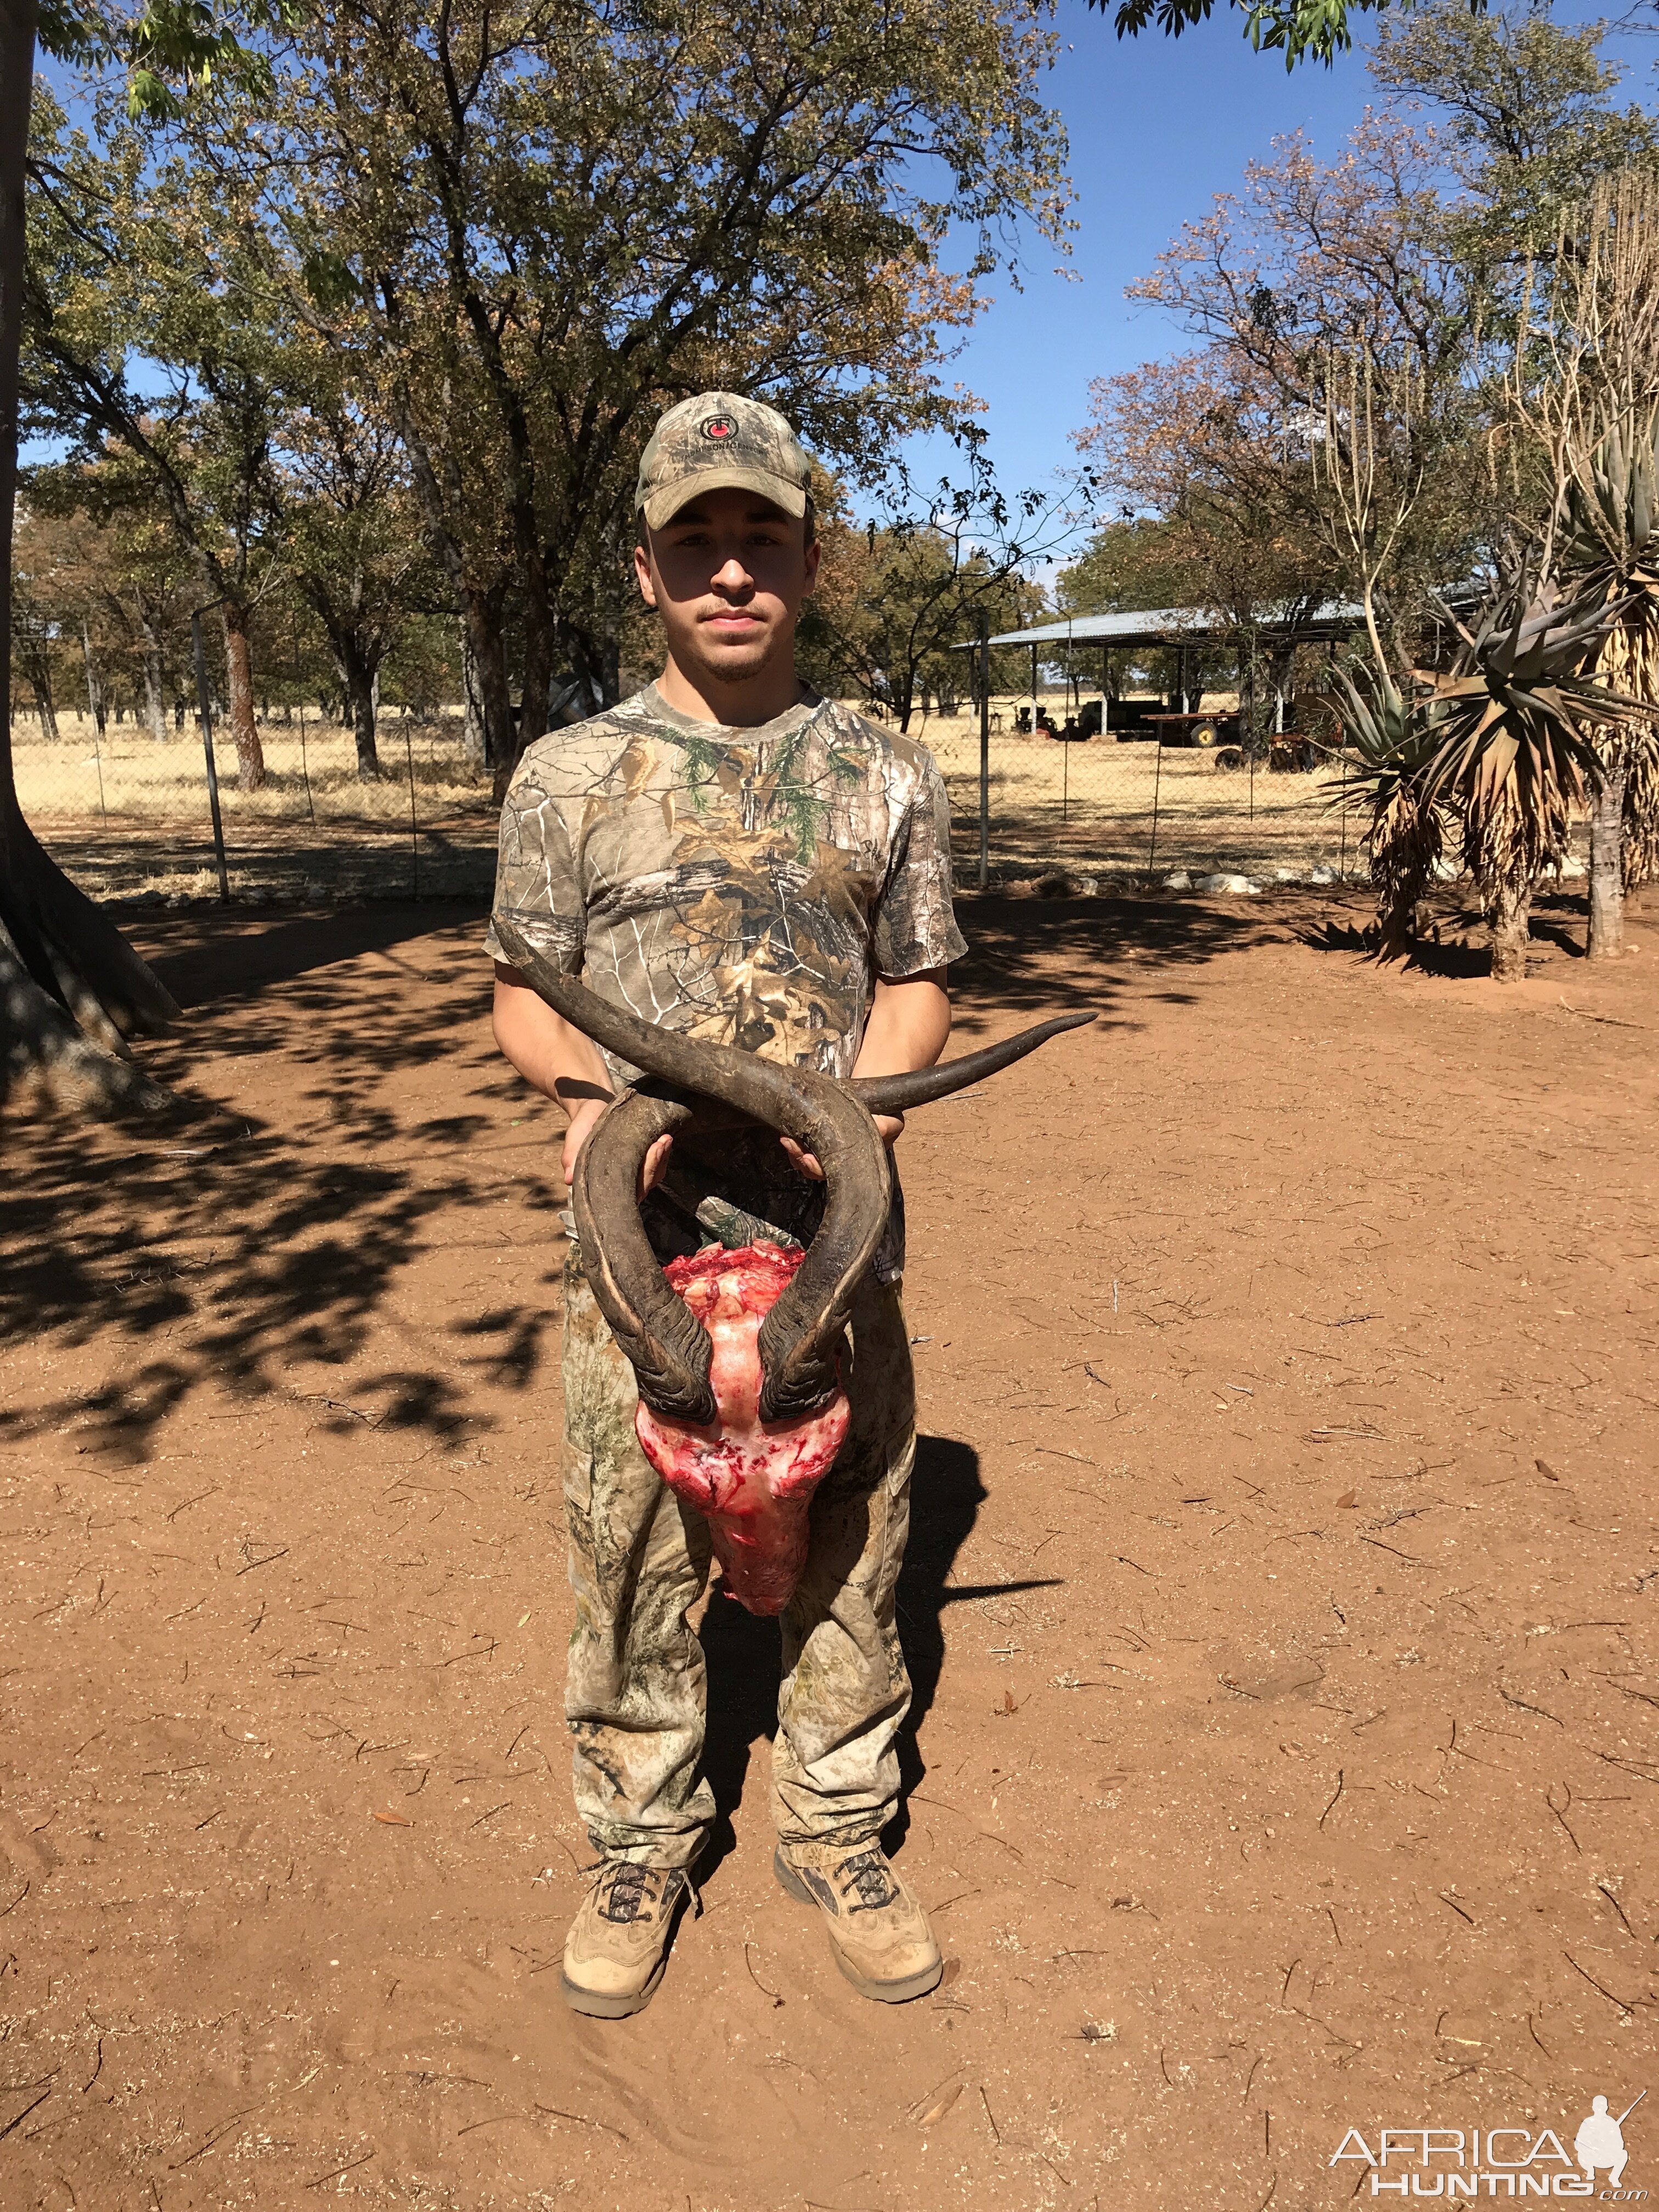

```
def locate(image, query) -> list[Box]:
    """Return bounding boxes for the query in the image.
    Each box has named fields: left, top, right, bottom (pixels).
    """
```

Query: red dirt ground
left=3, top=886, right=1657, bottom=2211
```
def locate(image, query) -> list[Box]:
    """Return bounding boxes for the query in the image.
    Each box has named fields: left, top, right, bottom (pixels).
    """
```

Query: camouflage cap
left=636, top=391, right=811, bottom=531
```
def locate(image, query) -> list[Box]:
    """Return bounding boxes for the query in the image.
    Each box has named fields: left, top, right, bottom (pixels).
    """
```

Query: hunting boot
left=774, top=1841, right=943, bottom=2003
left=561, top=1859, right=695, bottom=2018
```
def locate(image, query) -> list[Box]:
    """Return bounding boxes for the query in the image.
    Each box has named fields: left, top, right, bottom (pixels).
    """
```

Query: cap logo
left=700, top=414, right=738, bottom=442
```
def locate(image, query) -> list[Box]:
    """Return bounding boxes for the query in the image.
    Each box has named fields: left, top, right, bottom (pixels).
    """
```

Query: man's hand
left=492, top=966, right=674, bottom=1200
left=560, top=1097, right=610, bottom=1189
left=780, top=967, right=949, bottom=1177
left=562, top=1098, right=673, bottom=1199
left=781, top=1114, right=902, bottom=1182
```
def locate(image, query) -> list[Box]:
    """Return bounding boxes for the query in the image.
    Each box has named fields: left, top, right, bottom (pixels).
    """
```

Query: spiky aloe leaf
left=1322, top=654, right=1451, bottom=957
left=1560, top=408, right=1659, bottom=583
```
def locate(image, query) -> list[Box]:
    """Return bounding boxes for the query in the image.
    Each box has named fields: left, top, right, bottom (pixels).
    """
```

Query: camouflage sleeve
left=483, top=754, right=585, bottom=973
left=871, top=752, right=969, bottom=978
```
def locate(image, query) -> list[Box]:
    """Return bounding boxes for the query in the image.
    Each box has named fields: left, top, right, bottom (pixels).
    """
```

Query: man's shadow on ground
left=696, top=1435, right=1058, bottom=1875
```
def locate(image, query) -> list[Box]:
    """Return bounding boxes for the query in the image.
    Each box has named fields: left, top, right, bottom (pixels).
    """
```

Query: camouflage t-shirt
left=486, top=682, right=967, bottom=1276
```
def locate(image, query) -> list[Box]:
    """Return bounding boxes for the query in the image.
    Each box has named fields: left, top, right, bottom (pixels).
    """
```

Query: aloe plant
left=1417, top=577, right=1642, bottom=981
left=1327, top=576, right=1645, bottom=980
left=1556, top=408, right=1659, bottom=957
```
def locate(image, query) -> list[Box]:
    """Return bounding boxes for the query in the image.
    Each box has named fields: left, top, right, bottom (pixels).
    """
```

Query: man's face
left=635, top=486, right=819, bottom=689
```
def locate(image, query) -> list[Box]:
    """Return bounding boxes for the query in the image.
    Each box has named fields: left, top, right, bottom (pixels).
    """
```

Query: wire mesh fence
left=17, top=689, right=1369, bottom=912
left=926, top=698, right=1363, bottom=889
left=15, top=704, right=502, bottom=906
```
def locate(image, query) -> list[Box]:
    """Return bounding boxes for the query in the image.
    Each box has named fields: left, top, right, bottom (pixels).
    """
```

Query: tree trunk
left=1587, top=764, right=1626, bottom=960
left=33, top=666, right=59, bottom=743
left=396, top=407, right=516, bottom=777
left=463, top=589, right=520, bottom=800
left=0, top=0, right=177, bottom=1113
left=1488, top=873, right=1533, bottom=983
left=519, top=590, right=554, bottom=762
left=332, top=637, right=382, bottom=781
left=461, top=624, right=486, bottom=765
left=219, top=600, right=266, bottom=791
left=354, top=667, right=380, bottom=779
left=80, top=619, right=106, bottom=736
left=139, top=624, right=168, bottom=741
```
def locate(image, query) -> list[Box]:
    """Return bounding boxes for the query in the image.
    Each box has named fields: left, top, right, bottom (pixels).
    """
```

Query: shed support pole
left=979, top=608, right=991, bottom=891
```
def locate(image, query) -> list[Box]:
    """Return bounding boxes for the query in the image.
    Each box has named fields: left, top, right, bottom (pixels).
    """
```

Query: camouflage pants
left=558, top=1242, right=916, bottom=1867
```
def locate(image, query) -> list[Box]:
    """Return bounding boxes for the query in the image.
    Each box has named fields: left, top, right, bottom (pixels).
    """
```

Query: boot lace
left=833, top=1849, right=900, bottom=1914
left=589, top=1860, right=698, bottom=1925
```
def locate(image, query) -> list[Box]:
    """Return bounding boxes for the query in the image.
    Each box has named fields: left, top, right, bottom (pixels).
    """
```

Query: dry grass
left=19, top=698, right=1363, bottom=890
left=13, top=707, right=492, bottom=832
left=920, top=704, right=1356, bottom=874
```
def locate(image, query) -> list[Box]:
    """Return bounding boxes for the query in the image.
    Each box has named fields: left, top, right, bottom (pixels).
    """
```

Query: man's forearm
left=492, top=964, right=613, bottom=1108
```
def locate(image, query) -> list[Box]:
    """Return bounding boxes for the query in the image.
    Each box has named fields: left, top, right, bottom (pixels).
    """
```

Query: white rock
left=1431, top=857, right=1460, bottom=881
left=1273, top=867, right=1301, bottom=883
left=1077, top=876, right=1099, bottom=896
left=1163, top=870, right=1192, bottom=891
left=1558, top=855, right=1587, bottom=879
left=1197, top=872, right=1261, bottom=896
left=1308, top=865, right=1335, bottom=884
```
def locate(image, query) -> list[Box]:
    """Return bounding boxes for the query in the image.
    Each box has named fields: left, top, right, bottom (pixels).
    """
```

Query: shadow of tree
left=136, top=900, right=477, bottom=1009
left=947, top=891, right=1308, bottom=1038
left=2, top=904, right=561, bottom=1462
left=1293, top=884, right=1591, bottom=979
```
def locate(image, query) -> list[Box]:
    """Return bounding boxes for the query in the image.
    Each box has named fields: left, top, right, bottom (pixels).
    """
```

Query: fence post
left=1339, top=763, right=1348, bottom=881
left=978, top=606, right=990, bottom=891
left=404, top=714, right=421, bottom=899
left=1148, top=736, right=1163, bottom=875
left=293, top=619, right=316, bottom=828
left=190, top=609, right=231, bottom=902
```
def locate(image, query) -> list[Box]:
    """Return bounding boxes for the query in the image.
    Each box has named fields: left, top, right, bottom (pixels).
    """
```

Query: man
left=488, top=391, right=966, bottom=2018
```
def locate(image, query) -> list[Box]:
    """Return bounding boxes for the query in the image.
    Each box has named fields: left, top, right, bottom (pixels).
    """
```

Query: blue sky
left=916, top=0, right=1658, bottom=507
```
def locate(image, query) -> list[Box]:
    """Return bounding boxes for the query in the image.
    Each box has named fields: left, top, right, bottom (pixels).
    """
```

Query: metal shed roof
left=982, top=602, right=1365, bottom=650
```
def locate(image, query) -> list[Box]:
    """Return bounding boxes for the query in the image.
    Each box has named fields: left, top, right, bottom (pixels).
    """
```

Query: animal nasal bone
left=634, top=1243, right=848, bottom=1616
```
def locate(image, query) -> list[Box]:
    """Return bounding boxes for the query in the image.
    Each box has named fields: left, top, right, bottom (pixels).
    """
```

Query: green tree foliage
left=13, top=484, right=194, bottom=741
left=1056, top=516, right=1199, bottom=617
left=1102, top=0, right=1472, bottom=71
left=280, top=338, right=434, bottom=781
left=193, top=0, right=1069, bottom=781
left=4, top=0, right=1068, bottom=1107
left=797, top=460, right=1056, bottom=731
left=24, top=87, right=289, bottom=787
left=1370, top=0, right=1659, bottom=264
